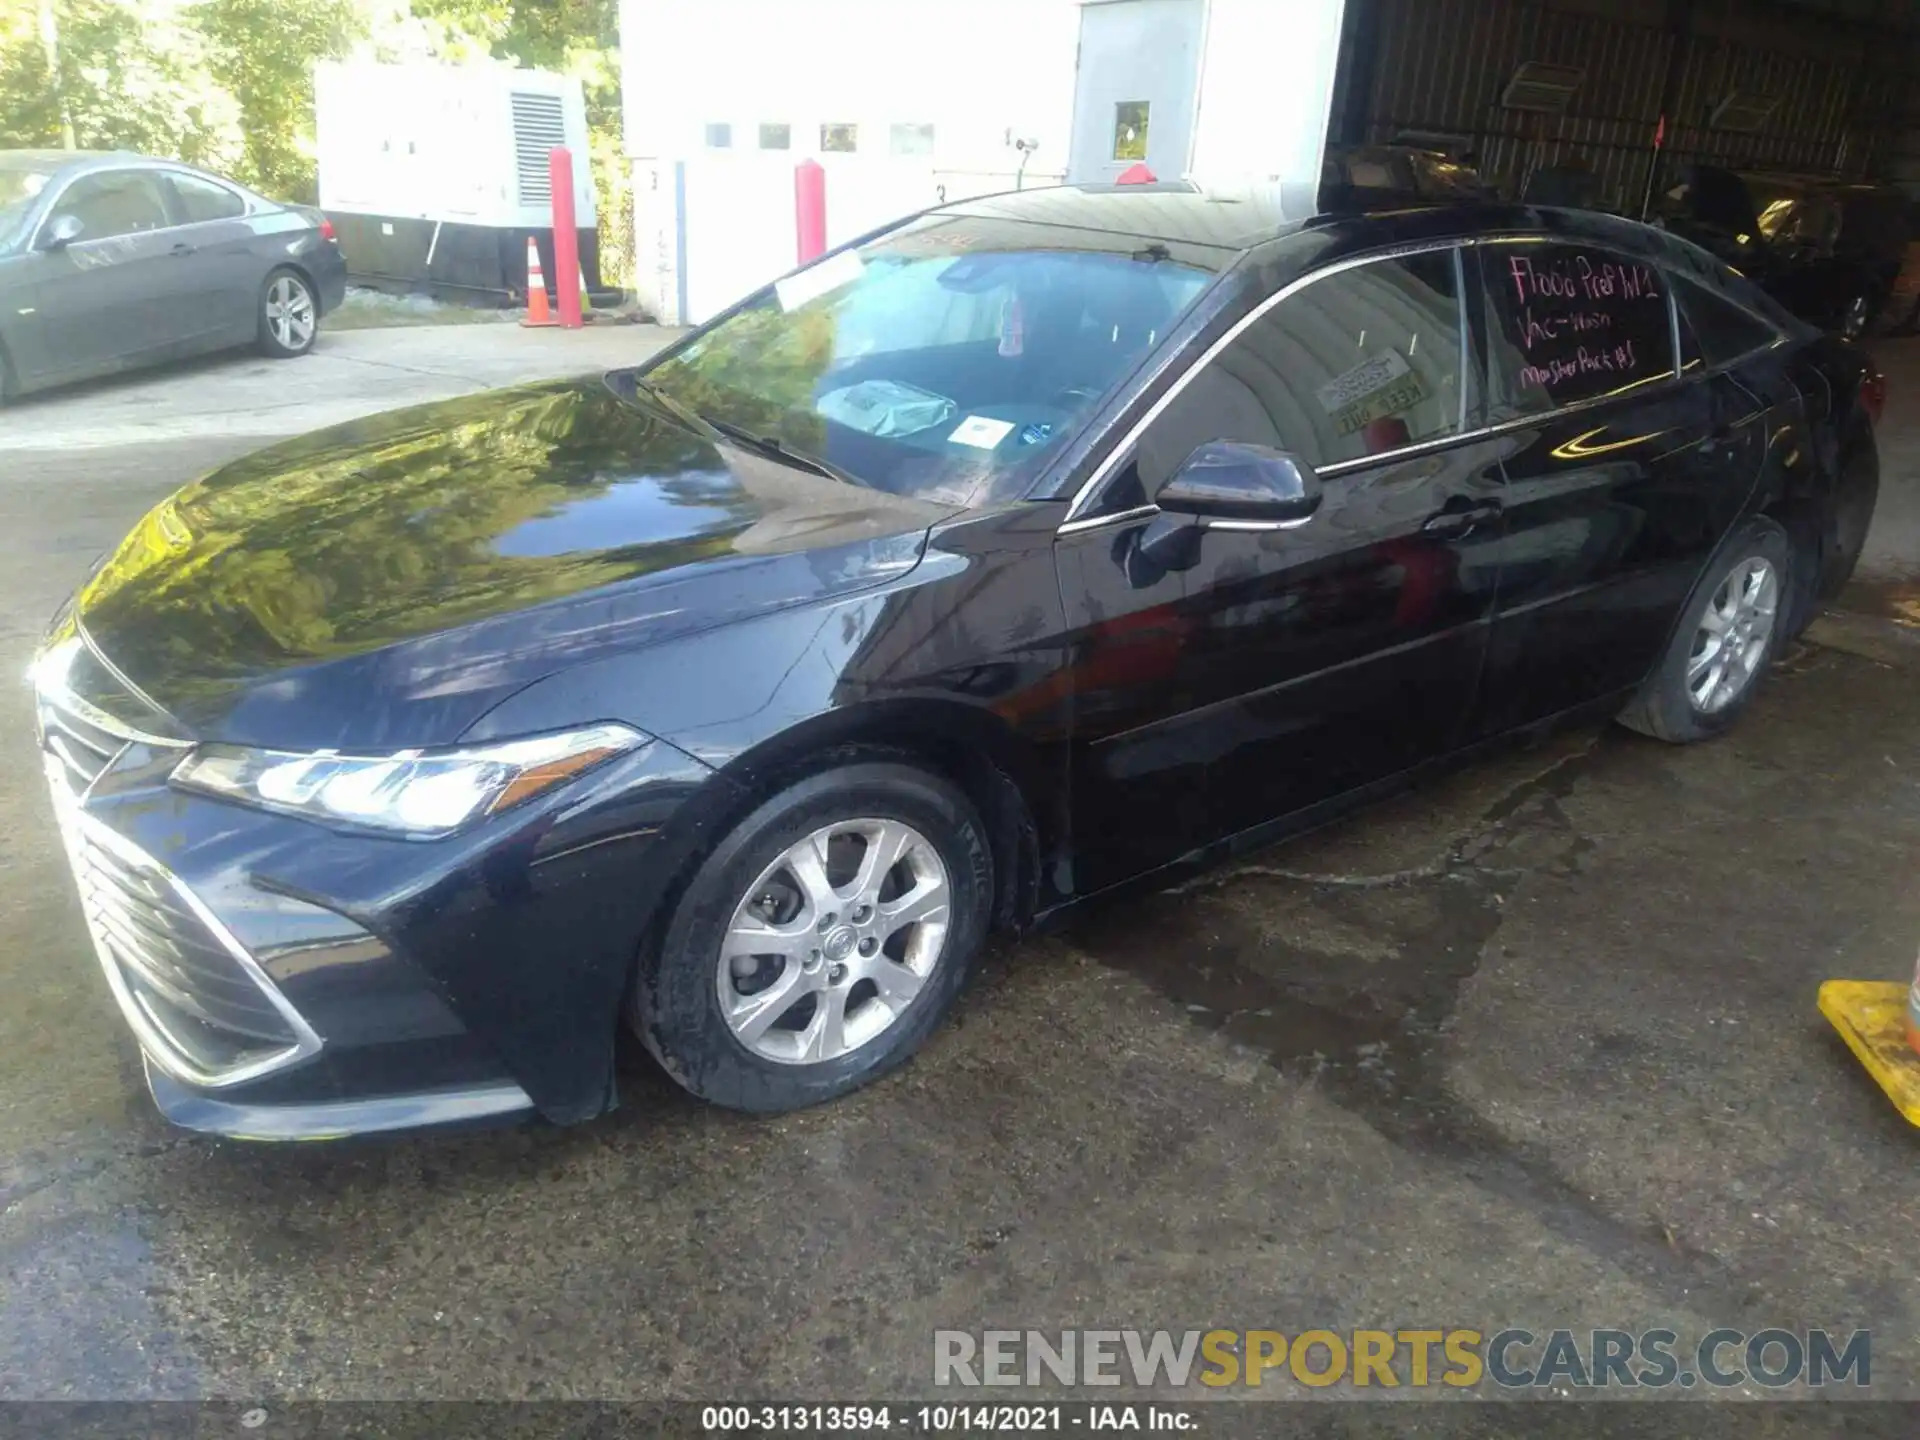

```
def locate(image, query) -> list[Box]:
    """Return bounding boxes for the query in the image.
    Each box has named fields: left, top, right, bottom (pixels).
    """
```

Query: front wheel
left=1618, top=517, right=1793, bottom=744
left=257, top=268, right=319, bottom=358
left=632, top=761, right=994, bottom=1113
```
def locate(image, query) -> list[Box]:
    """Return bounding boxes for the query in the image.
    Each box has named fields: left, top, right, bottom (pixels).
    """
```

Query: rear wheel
left=632, top=761, right=993, bottom=1113
left=1618, top=517, right=1793, bottom=744
left=257, top=268, right=319, bottom=358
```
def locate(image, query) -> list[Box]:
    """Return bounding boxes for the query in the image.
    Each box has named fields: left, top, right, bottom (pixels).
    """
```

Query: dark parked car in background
left=1659, top=164, right=1911, bottom=338
left=0, top=149, right=346, bottom=399
left=33, top=184, right=1882, bottom=1139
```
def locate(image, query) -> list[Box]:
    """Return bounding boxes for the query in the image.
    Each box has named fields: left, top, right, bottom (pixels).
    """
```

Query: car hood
left=71, top=376, right=953, bottom=751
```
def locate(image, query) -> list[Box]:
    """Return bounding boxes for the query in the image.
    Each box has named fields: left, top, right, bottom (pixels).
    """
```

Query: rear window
left=1479, top=242, right=1677, bottom=418
left=1675, top=276, right=1780, bottom=373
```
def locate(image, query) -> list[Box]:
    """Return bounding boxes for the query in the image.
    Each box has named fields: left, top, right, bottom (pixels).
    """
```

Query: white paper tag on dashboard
left=948, top=415, right=1015, bottom=449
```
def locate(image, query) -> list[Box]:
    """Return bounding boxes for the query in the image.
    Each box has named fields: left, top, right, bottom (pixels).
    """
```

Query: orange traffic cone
left=522, top=237, right=555, bottom=327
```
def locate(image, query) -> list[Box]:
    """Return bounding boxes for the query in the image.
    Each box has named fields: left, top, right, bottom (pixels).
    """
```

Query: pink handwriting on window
left=1519, top=338, right=1639, bottom=390
left=1508, top=254, right=1660, bottom=307
left=1522, top=307, right=1614, bottom=350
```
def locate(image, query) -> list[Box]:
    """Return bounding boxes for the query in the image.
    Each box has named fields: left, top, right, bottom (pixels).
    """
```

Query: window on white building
left=1112, top=101, right=1149, bottom=162
left=889, top=123, right=935, bottom=157
left=759, top=123, right=791, bottom=150
left=705, top=123, right=732, bottom=149
left=821, top=123, right=858, bottom=153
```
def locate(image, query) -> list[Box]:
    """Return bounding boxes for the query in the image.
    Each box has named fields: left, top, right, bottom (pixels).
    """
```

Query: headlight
left=170, top=724, right=647, bottom=837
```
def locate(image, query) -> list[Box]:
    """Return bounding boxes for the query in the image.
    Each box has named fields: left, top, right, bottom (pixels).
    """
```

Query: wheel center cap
left=823, top=926, right=857, bottom=963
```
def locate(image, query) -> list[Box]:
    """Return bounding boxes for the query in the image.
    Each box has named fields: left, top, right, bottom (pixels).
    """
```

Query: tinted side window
left=168, top=173, right=246, bottom=223
left=1674, top=275, right=1780, bottom=372
left=48, top=171, right=170, bottom=242
left=1480, top=244, right=1675, bottom=418
left=1132, top=249, right=1470, bottom=491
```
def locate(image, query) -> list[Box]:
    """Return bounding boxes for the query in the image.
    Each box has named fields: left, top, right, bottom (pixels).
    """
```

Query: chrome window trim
left=1059, top=231, right=1701, bottom=532
left=26, top=162, right=256, bottom=253
left=27, top=165, right=177, bottom=251
left=44, top=759, right=324, bottom=1090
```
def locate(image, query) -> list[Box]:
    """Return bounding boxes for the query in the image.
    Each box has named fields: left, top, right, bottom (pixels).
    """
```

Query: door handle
left=168, top=242, right=196, bottom=257
left=1421, top=500, right=1502, bottom=540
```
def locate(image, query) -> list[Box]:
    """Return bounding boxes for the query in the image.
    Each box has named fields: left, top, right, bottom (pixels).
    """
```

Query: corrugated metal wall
left=1344, top=0, right=1913, bottom=211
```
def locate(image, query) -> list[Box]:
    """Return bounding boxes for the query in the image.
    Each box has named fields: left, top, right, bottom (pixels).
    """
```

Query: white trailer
left=314, top=60, right=604, bottom=302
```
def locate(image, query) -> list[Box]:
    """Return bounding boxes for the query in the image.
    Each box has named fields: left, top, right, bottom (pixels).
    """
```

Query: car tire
left=257, top=268, right=320, bottom=358
left=1617, top=516, right=1794, bottom=744
left=632, top=760, right=994, bottom=1113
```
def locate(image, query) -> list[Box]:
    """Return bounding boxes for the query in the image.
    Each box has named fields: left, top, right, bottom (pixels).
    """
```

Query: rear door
left=1469, top=240, right=1767, bottom=736
left=1055, top=244, right=1506, bottom=893
left=158, top=170, right=263, bottom=347
left=20, top=169, right=182, bottom=383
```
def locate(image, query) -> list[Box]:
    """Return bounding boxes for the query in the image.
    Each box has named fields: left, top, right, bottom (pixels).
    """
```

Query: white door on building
left=1067, top=0, right=1205, bottom=184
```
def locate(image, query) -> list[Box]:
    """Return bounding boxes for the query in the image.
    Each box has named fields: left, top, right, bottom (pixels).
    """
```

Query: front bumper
left=36, top=664, right=721, bottom=1139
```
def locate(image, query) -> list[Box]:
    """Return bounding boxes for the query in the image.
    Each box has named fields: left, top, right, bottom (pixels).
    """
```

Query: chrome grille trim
left=42, top=755, right=324, bottom=1089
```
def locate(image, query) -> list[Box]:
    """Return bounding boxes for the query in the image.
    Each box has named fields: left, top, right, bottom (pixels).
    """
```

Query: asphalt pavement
left=3, top=327, right=1920, bottom=1421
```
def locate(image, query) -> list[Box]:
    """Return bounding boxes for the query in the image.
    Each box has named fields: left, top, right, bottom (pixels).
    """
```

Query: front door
left=17, top=169, right=183, bottom=385
left=1057, top=244, right=1506, bottom=895
left=1468, top=240, right=1767, bottom=736
left=1066, top=0, right=1204, bottom=184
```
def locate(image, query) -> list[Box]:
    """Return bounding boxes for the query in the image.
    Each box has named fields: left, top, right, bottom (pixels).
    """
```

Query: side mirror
left=1155, top=441, right=1324, bottom=525
left=38, top=214, right=83, bottom=251
left=1126, top=442, right=1323, bottom=584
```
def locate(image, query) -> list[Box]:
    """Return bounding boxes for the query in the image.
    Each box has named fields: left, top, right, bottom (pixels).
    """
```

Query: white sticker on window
left=775, top=249, right=865, bottom=311
left=947, top=415, right=1016, bottom=450
left=1316, top=349, right=1412, bottom=414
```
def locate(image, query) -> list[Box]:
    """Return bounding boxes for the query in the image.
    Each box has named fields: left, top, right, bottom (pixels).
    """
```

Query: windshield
left=637, top=213, right=1223, bottom=506
left=0, top=163, right=56, bottom=248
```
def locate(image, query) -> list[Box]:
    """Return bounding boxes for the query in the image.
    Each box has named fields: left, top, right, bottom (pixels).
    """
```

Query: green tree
left=189, top=0, right=360, bottom=200
left=0, top=0, right=238, bottom=165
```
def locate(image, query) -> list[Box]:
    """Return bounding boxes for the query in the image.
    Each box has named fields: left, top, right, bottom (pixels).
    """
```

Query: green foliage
left=190, top=0, right=361, bottom=202
left=0, top=0, right=240, bottom=167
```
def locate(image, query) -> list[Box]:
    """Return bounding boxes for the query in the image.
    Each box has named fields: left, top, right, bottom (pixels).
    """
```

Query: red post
left=549, top=146, right=584, bottom=329
left=795, top=159, right=827, bottom=265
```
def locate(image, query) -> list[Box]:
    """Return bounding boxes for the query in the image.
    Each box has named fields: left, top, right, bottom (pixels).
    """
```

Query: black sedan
left=0, top=149, right=347, bottom=399
left=33, top=184, right=1882, bottom=1139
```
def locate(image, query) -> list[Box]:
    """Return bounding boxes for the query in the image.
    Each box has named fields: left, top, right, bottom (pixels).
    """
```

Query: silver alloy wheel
left=717, top=818, right=951, bottom=1065
left=266, top=276, right=316, bottom=350
left=1687, top=556, right=1779, bottom=714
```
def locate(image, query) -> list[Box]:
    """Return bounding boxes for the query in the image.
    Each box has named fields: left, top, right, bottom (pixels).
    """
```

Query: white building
left=619, top=0, right=1348, bottom=323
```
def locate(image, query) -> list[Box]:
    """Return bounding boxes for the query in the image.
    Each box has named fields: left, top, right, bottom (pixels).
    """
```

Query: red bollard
left=795, top=159, right=827, bottom=265
left=549, top=146, right=584, bottom=330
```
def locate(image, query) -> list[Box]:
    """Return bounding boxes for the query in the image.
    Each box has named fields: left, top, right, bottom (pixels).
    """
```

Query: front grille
left=74, top=827, right=301, bottom=1067
left=38, top=696, right=124, bottom=795
left=34, top=644, right=323, bottom=1089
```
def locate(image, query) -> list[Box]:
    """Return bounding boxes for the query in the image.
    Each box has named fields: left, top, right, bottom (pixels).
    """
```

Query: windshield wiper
left=701, top=415, right=868, bottom=489
left=621, top=375, right=867, bottom=489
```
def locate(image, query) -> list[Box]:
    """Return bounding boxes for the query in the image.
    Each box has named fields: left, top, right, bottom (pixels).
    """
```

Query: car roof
left=938, top=181, right=1685, bottom=261
left=941, top=180, right=1321, bottom=252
